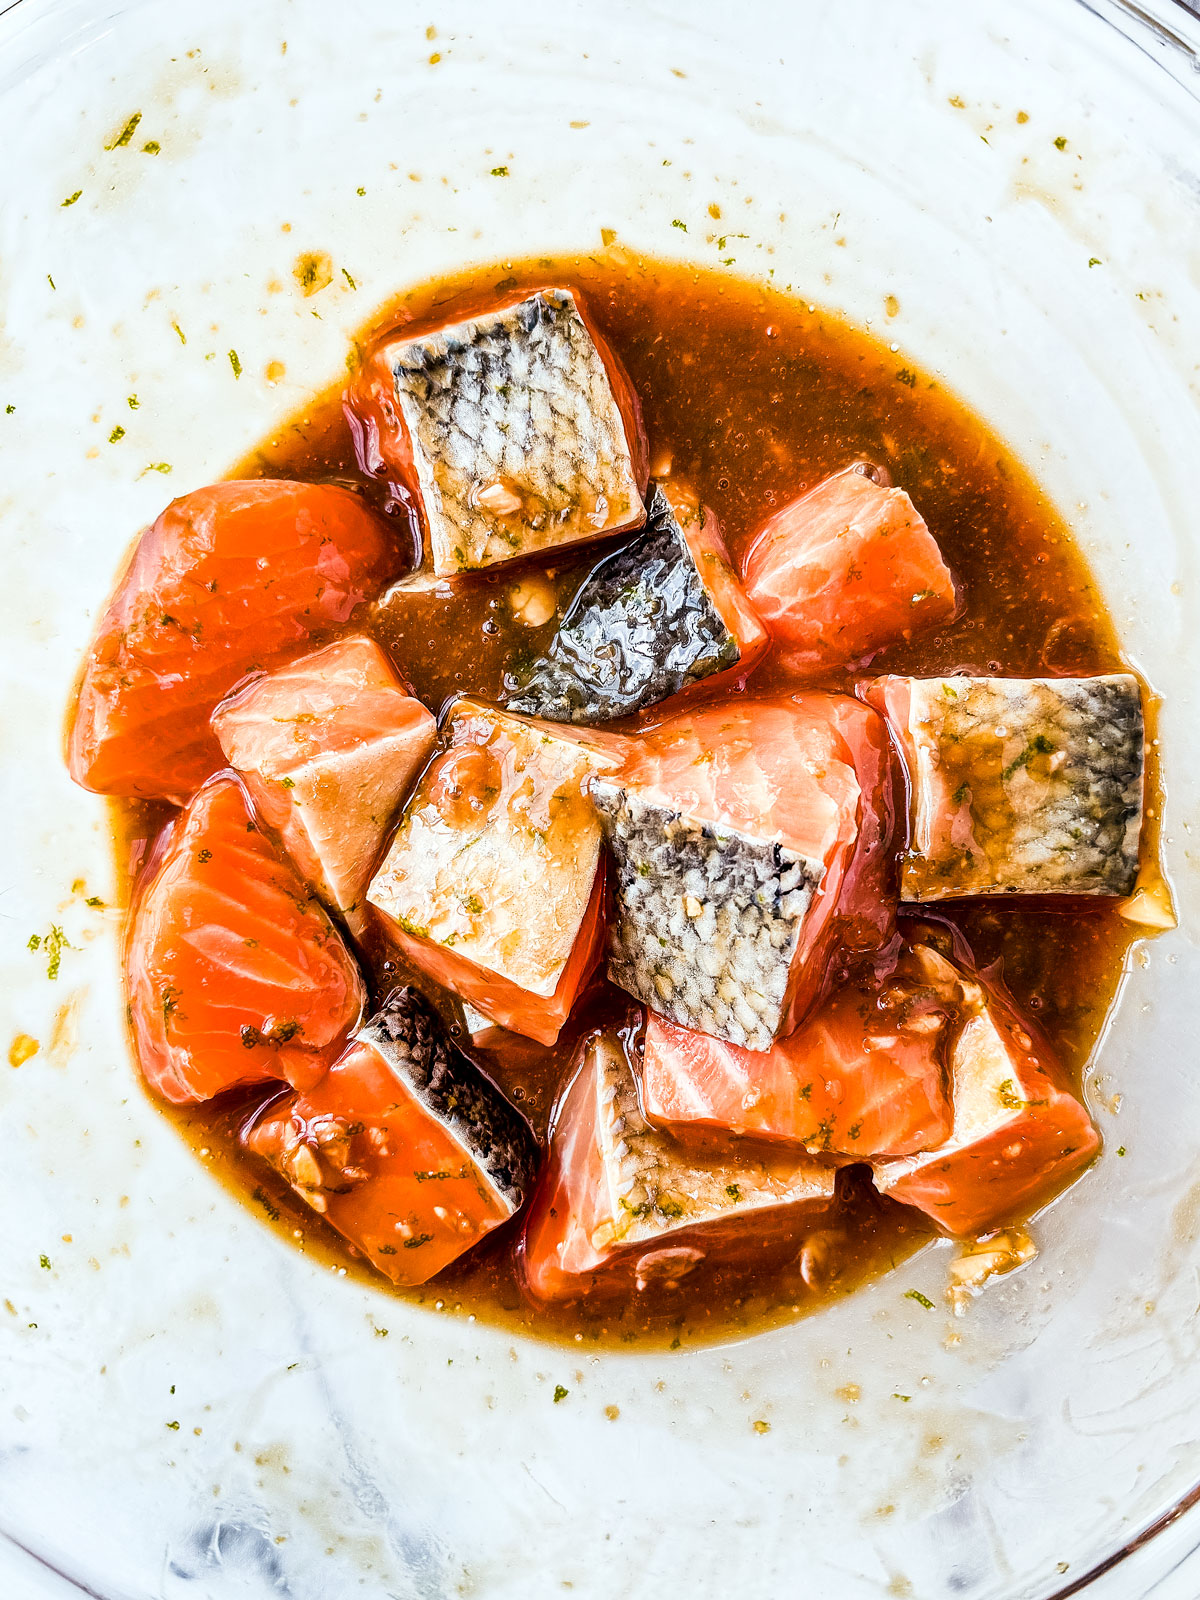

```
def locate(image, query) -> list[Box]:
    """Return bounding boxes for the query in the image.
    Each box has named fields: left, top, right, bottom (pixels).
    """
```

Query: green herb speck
left=671, top=218, right=687, bottom=231
left=109, top=424, right=125, bottom=443
left=228, top=349, right=242, bottom=379
left=171, top=321, right=186, bottom=344
left=61, top=190, right=82, bottom=207
left=1054, top=136, right=1068, bottom=150
left=341, top=267, right=357, bottom=290
left=165, top=1419, right=180, bottom=1430
left=905, top=1289, right=935, bottom=1310
left=1088, top=257, right=1101, bottom=268
left=896, top=368, right=917, bottom=387
left=552, top=1384, right=568, bottom=1403
left=39, top=1254, right=51, bottom=1270
left=107, top=112, right=143, bottom=149
left=142, top=140, right=161, bottom=155
left=490, top=165, right=509, bottom=176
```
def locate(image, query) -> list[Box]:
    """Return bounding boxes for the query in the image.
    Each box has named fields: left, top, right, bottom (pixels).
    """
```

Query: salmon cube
left=639, top=940, right=955, bottom=1157
left=741, top=464, right=955, bottom=673
left=212, top=635, right=436, bottom=931
left=863, top=673, right=1144, bottom=898
left=68, top=480, right=401, bottom=802
left=367, top=699, right=627, bottom=1045
left=242, top=987, right=537, bottom=1285
left=127, top=774, right=366, bottom=1105
left=508, top=481, right=767, bottom=724
left=872, top=948, right=1099, bottom=1235
left=346, top=288, right=647, bottom=576
left=520, top=1031, right=836, bottom=1302
left=591, top=693, right=899, bottom=1051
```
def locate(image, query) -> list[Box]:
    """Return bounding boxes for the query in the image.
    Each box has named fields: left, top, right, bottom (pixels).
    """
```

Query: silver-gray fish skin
left=872, top=672, right=1144, bottom=899
left=358, top=986, right=537, bottom=1209
left=507, top=483, right=740, bottom=724
left=590, top=781, right=822, bottom=1050
left=380, top=288, right=644, bottom=576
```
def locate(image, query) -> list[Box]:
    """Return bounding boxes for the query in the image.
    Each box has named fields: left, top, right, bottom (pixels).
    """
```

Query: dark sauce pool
left=109, top=251, right=1149, bottom=1350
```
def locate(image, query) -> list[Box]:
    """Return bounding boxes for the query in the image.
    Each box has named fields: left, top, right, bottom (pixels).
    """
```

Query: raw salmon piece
left=127, top=774, right=366, bottom=1105
left=871, top=947, right=1099, bottom=1235
left=69, top=480, right=401, bottom=802
left=242, top=987, right=537, bottom=1285
left=863, top=673, right=1144, bottom=898
left=347, top=288, right=647, bottom=577
left=212, top=635, right=437, bottom=931
left=639, top=941, right=955, bottom=1157
left=367, top=699, right=628, bottom=1045
left=520, top=1031, right=836, bottom=1302
left=508, top=482, right=767, bottom=724
left=741, top=464, right=955, bottom=672
left=591, top=693, right=900, bottom=1050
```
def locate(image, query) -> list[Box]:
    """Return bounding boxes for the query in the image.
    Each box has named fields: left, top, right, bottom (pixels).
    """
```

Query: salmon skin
left=126, top=773, right=366, bottom=1105
left=507, top=482, right=767, bottom=724
left=639, top=940, right=956, bottom=1157
left=212, top=635, right=437, bottom=932
left=349, top=288, right=646, bottom=577
left=871, top=945, right=1099, bottom=1236
left=591, top=695, right=899, bottom=1050
left=864, top=673, right=1144, bottom=898
left=68, top=480, right=400, bottom=802
left=242, top=986, right=537, bottom=1285
left=520, top=1030, right=836, bottom=1302
left=741, top=464, right=955, bottom=673
left=367, top=698, right=627, bottom=1044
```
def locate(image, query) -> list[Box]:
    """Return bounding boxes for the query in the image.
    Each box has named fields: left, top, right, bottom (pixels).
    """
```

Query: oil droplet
left=8, top=1034, right=38, bottom=1067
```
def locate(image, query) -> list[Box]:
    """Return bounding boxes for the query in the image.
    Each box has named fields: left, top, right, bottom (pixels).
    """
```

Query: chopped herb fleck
left=552, top=1384, right=568, bottom=1403
left=165, top=1420, right=180, bottom=1430
left=671, top=218, right=687, bottom=231
left=1088, top=257, right=1101, bottom=268
left=39, top=1254, right=51, bottom=1270
left=171, top=321, right=186, bottom=344
left=356, top=186, right=365, bottom=196
left=197, top=847, right=212, bottom=863
left=905, top=1288, right=935, bottom=1310
left=61, top=190, right=83, bottom=207
left=1117, top=1146, right=1127, bottom=1157
left=402, top=1233, right=434, bottom=1249
left=752, top=1419, right=770, bottom=1435
left=896, top=368, right=917, bottom=387
left=228, top=349, right=242, bottom=379
left=341, top=267, right=357, bottom=290
left=893, top=1393, right=912, bottom=1402
left=85, top=896, right=104, bottom=908
left=463, top=894, right=484, bottom=914
left=106, top=111, right=143, bottom=149
left=490, top=166, right=509, bottom=177
left=47, top=274, right=56, bottom=290
left=108, top=424, right=125, bottom=443
left=252, top=1186, right=280, bottom=1222
left=725, top=1183, right=742, bottom=1202
left=142, top=140, right=161, bottom=155
left=1054, top=136, right=1068, bottom=150
left=4, top=405, right=13, bottom=414
left=280, top=776, right=295, bottom=789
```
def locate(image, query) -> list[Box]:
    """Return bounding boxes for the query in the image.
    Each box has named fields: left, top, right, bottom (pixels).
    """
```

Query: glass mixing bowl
left=1, top=1, right=1197, bottom=1595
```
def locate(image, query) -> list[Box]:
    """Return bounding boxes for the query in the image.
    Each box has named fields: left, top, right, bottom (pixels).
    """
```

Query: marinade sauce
left=111, top=251, right=1147, bottom=1349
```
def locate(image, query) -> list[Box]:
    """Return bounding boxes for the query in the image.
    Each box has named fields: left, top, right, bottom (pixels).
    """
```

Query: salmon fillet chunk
left=126, top=774, right=366, bottom=1105
left=68, top=480, right=401, bottom=802
left=520, top=1031, right=836, bottom=1302
left=507, top=482, right=767, bottom=724
left=639, top=940, right=956, bottom=1157
left=863, top=673, right=1144, bottom=898
left=367, top=699, right=627, bottom=1045
left=741, top=464, right=955, bottom=673
left=591, top=694, right=899, bottom=1050
left=871, top=946, right=1099, bottom=1235
left=347, top=288, right=646, bottom=576
left=242, top=987, right=537, bottom=1285
left=212, top=635, right=437, bottom=931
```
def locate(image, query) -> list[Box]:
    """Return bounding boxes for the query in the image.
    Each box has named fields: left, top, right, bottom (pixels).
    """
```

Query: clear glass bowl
left=1, top=1, right=1198, bottom=1596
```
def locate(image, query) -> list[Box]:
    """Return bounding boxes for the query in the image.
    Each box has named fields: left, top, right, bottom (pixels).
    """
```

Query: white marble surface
left=1, top=0, right=1199, bottom=1596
